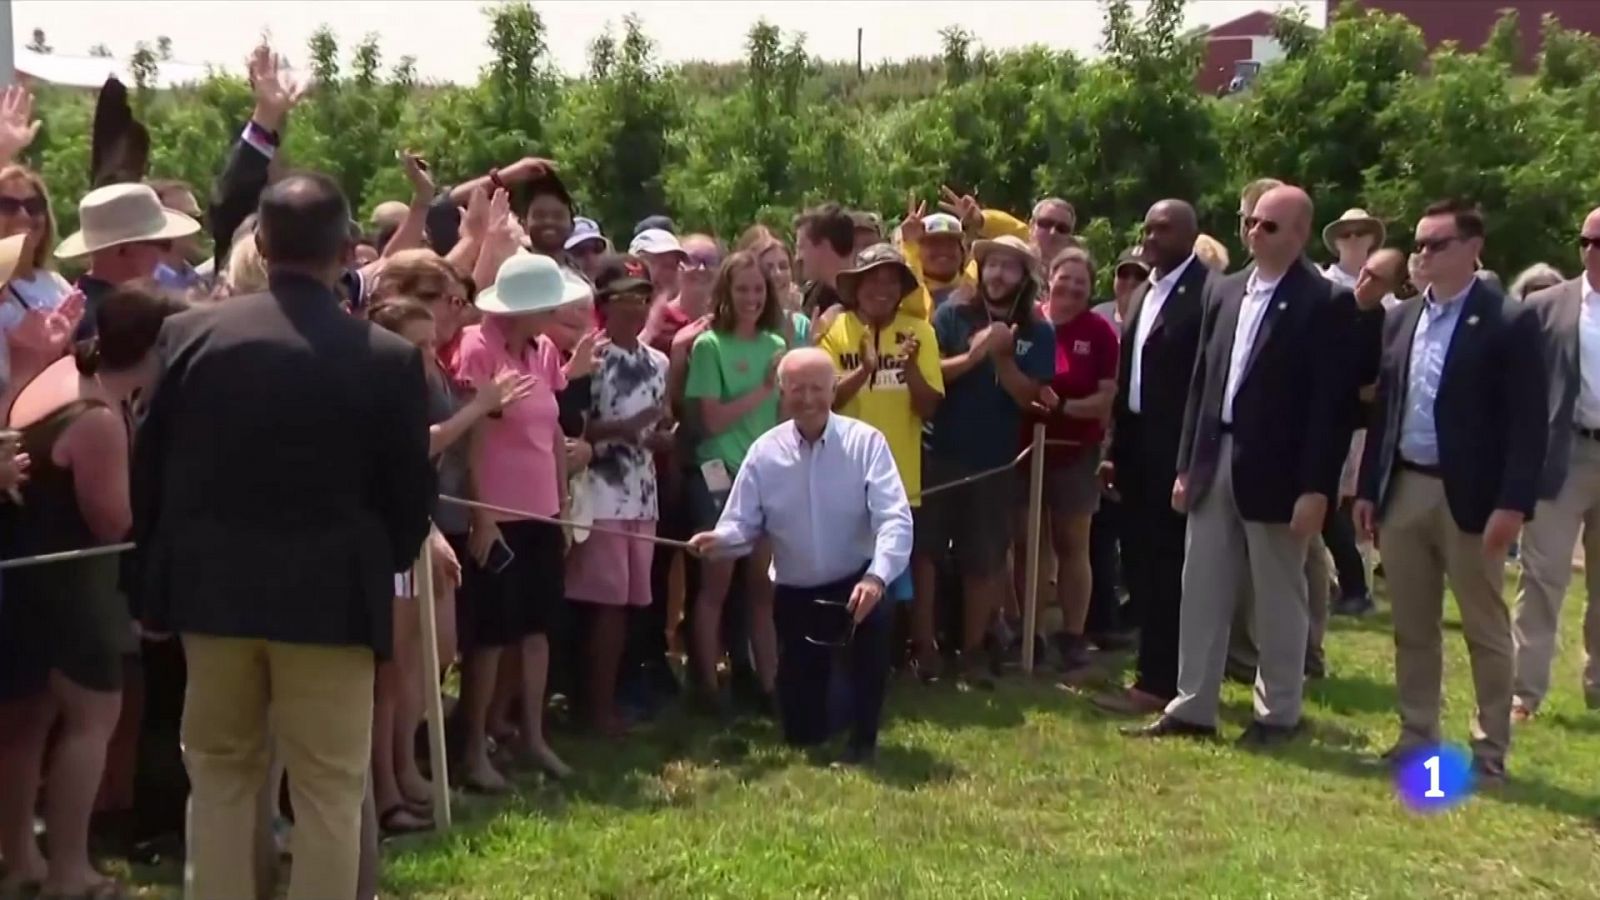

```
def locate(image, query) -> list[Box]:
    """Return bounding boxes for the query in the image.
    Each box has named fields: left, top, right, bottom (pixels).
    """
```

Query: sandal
left=377, top=804, right=433, bottom=837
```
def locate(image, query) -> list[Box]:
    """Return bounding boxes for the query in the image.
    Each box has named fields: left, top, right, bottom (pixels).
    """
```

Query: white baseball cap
left=628, top=228, right=686, bottom=259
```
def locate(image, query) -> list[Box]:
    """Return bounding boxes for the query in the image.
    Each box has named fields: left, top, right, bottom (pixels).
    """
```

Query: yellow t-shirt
left=819, top=311, right=945, bottom=506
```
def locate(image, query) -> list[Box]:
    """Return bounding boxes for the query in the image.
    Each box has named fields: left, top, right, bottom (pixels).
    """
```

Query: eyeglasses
left=803, top=596, right=857, bottom=648
left=0, top=195, right=46, bottom=217
left=680, top=253, right=721, bottom=272
left=1244, top=216, right=1280, bottom=236
left=1580, top=235, right=1600, bottom=250
left=1413, top=235, right=1459, bottom=255
left=1034, top=218, right=1074, bottom=236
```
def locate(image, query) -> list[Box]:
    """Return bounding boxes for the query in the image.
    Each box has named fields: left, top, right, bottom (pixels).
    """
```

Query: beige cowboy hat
left=0, top=234, right=26, bottom=286
left=971, top=234, right=1042, bottom=275
left=56, top=183, right=201, bottom=259
left=1322, top=208, right=1386, bottom=255
left=837, top=243, right=919, bottom=308
left=475, top=252, right=592, bottom=316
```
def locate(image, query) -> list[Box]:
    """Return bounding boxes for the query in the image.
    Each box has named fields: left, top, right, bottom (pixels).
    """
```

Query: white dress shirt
left=710, top=414, right=913, bottom=588
left=1129, top=252, right=1197, bottom=414
left=1222, top=269, right=1283, bottom=425
left=1577, top=278, right=1600, bottom=429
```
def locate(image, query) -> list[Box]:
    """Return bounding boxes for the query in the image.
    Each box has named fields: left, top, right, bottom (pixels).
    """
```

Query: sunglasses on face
left=1413, top=235, right=1459, bottom=255
left=1244, top=216, right=1280, bottom=236
left=1580, top=235, right=1600, bottom=250
left=0, top=195, right=46, bottom=217
left=680, top=253, right=721, bottom=272
left=1114, top=267, right=1146, bottom=281
left=571, top=242, right=604, bottom=257
left=1034, top=218, right=1074, bottom=236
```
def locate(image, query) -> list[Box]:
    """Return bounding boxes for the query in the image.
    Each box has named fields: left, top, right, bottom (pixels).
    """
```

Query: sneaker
left=1511, top=697, right=1535, bottom=724
left=1053, top=632, right=1094, bottom=679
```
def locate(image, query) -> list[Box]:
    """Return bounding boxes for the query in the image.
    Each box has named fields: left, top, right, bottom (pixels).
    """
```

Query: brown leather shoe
left=1092, top=685, right=1169, bottom=717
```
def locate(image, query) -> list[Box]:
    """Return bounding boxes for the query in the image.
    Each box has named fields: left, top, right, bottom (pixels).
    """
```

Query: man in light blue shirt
left=690, top=348, right=912, bottom=764
left=1397, top=281, right=1470, bottom=466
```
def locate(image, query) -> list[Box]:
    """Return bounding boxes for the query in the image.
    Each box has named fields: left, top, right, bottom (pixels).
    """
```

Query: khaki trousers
left=182, top=635, right=375, bottom=900
left=1167, top=435, right=1311, bottom=728
left=1225, top=535, right=1329, bottom=674
left=1514, top=434, right=1600, bottom=710
left=1379, top=470, right=1513, bottom=764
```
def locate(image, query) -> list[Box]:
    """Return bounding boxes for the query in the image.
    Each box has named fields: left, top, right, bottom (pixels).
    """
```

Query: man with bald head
left=1129, top=184, right=1355, bottom=745
left=690, top=348, right=913, bottom=765
left=1514, top=204, right=1600, bottom=719
left=1095, top=198, right=1215, bottom=717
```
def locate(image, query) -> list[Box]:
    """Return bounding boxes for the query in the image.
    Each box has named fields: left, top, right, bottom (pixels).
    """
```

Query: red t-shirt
left=1028, top=310, right=1120, bottom=464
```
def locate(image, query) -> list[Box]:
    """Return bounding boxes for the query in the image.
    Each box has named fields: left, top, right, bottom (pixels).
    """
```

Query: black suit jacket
left=129, top=272, right=435, bottom=658
left=1110, top=256, right=1212, bottom=495
left=1178, top=259, right=1353, bottom=523
left=1357, top=280, right=1547, bottom=533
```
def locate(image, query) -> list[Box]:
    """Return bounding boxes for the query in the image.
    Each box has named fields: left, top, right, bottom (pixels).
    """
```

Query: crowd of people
left=0, top=38, right=1595, bottom=900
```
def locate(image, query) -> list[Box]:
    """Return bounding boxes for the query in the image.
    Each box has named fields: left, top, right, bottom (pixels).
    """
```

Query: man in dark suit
left=131, top=172, right=434, bottom=900
left=1354, top=199, right=1546, bottom=784
left=1094, top=199, right=1212, bottom=716
left=1516, top=205, right=1600, bottom=718
left=1130, top=185, right=1352, bottom=744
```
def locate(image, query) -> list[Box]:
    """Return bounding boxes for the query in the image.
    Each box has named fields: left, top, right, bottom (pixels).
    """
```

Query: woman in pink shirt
left=451, top=254, right=590, bottom=793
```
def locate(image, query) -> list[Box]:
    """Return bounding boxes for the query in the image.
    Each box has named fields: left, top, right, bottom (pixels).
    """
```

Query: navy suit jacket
left=1177, top=258, right=1354, bottom=523
left=1356, top=280, right=1547, bottom=533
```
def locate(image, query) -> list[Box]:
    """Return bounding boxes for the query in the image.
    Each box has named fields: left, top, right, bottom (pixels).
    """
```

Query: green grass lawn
left=119, top=583, right=1600, bottom=898
left=371, top=586, right=1600, bottom=899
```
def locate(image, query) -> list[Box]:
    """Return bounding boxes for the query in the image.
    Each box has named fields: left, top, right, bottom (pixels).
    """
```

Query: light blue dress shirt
left=1399, top=283, right=1471, bottom=466
left=709, top=414, right=913, bottom=589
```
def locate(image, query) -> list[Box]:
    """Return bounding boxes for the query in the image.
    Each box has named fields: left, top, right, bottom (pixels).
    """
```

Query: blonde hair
left=0, top=165, right=57, bottom=272
left=1193, top=234, right=1230, bottom=272
left=223, top=232, right=269, bottom=295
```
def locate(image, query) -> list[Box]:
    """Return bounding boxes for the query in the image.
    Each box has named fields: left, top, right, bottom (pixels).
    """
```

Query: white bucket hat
left=1322, top=208, right=1386, bottom=255
left=56, top=183, right=201, bottom=259
left=476, top=253, right=592, bottom=315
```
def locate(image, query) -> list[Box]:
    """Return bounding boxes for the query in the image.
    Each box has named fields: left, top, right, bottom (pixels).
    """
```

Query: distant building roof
left=1205, top=10, right=1280, bottom=39
left=14, top=47, right=226, bottom=89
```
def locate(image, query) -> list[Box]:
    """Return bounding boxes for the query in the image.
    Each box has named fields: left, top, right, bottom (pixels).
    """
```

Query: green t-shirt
left=684, top=328, right=787, bottom=470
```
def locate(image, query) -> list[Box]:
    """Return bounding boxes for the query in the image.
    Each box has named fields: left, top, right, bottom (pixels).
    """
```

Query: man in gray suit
left=1126, top=185, right=1353, bottom=745
left=1514, top=205, right=1600, bottom=718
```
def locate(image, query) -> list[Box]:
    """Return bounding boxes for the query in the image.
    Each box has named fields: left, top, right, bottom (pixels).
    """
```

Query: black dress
left=0, top=398, right=132, bottom=698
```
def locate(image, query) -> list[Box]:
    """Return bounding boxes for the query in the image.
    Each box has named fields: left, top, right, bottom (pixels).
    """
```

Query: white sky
left=13, top=0, right=1326, bottom=83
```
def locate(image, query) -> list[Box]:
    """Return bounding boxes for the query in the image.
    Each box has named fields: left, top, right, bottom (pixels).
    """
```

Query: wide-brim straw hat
left=476, top=252, right=592, bottom=315
left=0, top=234, right=26, bottom=285
left=56, top=183, right=201, bottom=259
left=972, top=234, right=1042, bottom=275
left=1322, top=208, right=1385, bottom=255
left=837, top=243, right=919, bottom=308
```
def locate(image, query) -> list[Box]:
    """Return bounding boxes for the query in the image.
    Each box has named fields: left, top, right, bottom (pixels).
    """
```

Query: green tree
left=27, top=28, right=51, bottom=54
left=157, top=35, right=174, bottom=62
left=1535, top=12, right=1600, bottom=91
left=1220, top=0, right=1426, bottom=250
left=549, top=15, right=681, bottom=233
left=88, top=44, right=112, bottom=59
left=1482, top=10, right=1521, bottom=70
left=130, top=42, right=160, bottom=92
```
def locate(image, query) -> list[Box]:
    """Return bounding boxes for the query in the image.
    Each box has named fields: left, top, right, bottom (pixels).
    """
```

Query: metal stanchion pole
left=1021, top=423, right=1047, bottom=675
left=414, top=541, right=452, bottom=831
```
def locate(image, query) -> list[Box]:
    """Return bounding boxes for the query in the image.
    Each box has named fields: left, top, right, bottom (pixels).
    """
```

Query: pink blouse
left=455, top=316, right=567, bottom=520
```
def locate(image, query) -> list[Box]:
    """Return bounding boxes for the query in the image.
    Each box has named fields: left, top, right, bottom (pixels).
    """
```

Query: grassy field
left=368, top=586, right=1600, bottom=900
left=120, top=584, right=1600, bottom=899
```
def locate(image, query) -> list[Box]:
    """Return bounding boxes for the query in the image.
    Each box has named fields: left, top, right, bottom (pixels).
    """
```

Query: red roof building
left=1351, top=0, right=1600, bottom=71
left=1197, top=10, right=1286, bottom=95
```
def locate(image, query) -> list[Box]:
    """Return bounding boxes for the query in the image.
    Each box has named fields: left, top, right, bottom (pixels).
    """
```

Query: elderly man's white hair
left=776, top=347, right=835, bottom=387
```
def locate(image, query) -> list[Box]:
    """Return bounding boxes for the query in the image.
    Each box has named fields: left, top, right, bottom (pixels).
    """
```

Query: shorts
left=686, top=465, right=735, bottom=532
left=0, top=556, right=132, bottom=698
left=456, top=520, right=565, bottom=649
left=566, top=519, right=656, bottom=607
left=1022, top=447, right=1103, bottom=517
left=914, top=454, right=1014, bottom=578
